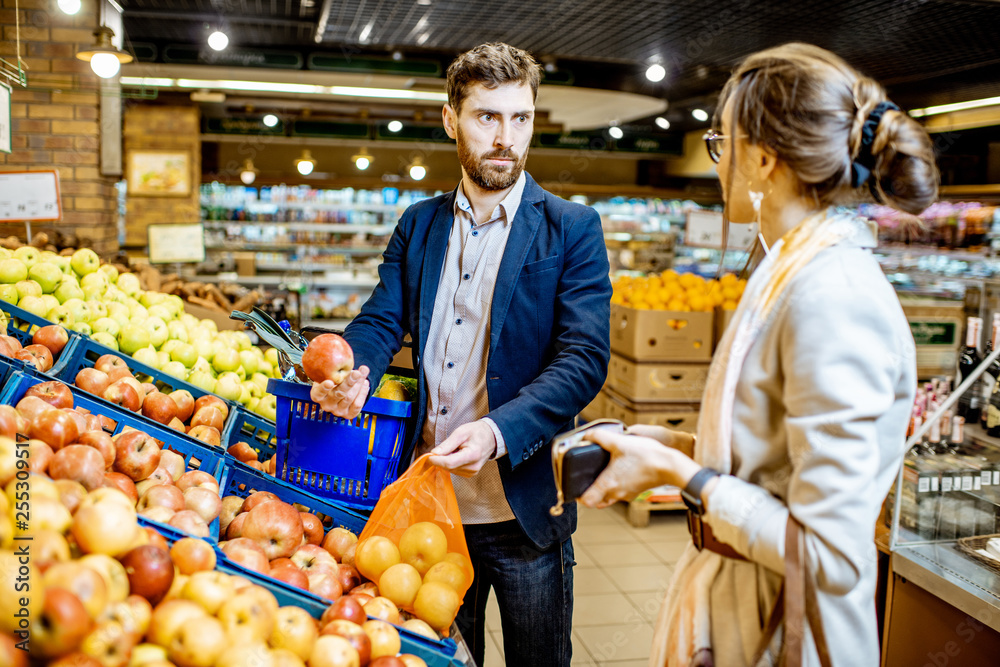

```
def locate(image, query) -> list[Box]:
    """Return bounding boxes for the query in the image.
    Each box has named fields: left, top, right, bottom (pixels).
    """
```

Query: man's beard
left=457, top=128, right=527, bottom=192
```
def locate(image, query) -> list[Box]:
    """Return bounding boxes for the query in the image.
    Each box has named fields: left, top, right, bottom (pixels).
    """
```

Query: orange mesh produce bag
left=356, top=454, right=474, bottom=636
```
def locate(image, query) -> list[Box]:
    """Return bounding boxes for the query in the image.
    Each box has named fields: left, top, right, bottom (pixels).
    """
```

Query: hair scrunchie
left=850, top=101, right=901, bottom=197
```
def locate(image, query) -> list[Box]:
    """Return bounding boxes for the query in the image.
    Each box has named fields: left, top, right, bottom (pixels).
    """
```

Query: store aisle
left=483, top=504, right=690, bottom=667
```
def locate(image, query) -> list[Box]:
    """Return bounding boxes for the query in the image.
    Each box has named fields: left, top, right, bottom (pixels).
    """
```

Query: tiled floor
left=482, top=503, right=690, bottom=666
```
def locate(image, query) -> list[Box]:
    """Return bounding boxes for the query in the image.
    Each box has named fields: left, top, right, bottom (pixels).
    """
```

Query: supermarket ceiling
left=119, top=0, right=1000, bottom=131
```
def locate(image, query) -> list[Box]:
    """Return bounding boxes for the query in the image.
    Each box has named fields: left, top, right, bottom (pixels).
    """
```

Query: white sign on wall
left=0, top=82, right=10, bottom=154
left=0, top=170, right=61, bottom=221
left=147, top=223, right=206, bottom=264
left=685, top=209, right=758, bottom=250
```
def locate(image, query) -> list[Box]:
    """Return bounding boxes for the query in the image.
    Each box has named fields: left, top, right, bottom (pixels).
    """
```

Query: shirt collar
left=454, top=171, right=527, bottom=226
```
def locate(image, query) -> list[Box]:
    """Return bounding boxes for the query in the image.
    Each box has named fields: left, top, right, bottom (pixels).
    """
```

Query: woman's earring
left=749, top=189, right=770, bottom=256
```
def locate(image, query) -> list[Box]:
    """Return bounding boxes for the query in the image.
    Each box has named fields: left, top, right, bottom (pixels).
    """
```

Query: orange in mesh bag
left=356, top=454, right=474, bottom=636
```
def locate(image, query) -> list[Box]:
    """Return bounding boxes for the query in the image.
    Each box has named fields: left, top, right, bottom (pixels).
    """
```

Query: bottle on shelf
left=956, top=316, right=983, bottom=425
left=981, top=313, right=1000, bottom=428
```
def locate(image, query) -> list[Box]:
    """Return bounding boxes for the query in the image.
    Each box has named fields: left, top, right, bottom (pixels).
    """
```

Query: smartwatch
left=681, top=467, right=722, bottom=516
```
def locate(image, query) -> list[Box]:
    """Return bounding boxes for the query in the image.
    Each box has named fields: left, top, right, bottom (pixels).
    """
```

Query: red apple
left=183, top=486, right=222, bottom=523
left=227, top=441, right=259, bottom=464
left=26, top=438, right=54, bottom=474
left=33, top=324, right=70, bottom=357
left=54, top=478, right=88, bottom=515
left=102, top=472, right=138, bottom=504
left=21, top=344, right=54, bottom=372
left=190, top=406, right=225, bottom=432
left=28, top=586, right=92, bottom=658
left=321, top=596, right=366, bottom=627
left=170, top=537, right=217, bottom=575
left=103, top=380, right=140, bottom=413
left=42, top=562, right=109, bottom=620
left=219, top=496, right=244, bottom=535
left=269, top=562, right=309, bottom=590
left=350, top=582, right=378, bottom=598
left=300, top=513, right=324, bottom=546
left=167, top=417, right=186, bottom=433
left=336, top=564, right=360, bottom=593
left=14, top=349, right=45, bottom=372
left=0, top=405, right=18, bottom=439
left=76, top=431, right=116, bottom=468
left=138, top=505, right=175, bottom=524
left=188, top=425, right=221, bottom=448
left=221, top=537, right=270, bottom=574
left=25, top=380, right=74, bottom=410
left=0, top=338, right=13, bottom=358
left=169, top=390, right=195, bottom=422
left=240, top=491, right=280, bottom=514
left=98, top=414, right=116, bottom=432
left=106, top=366, right=132, bottom=383
left=49, top=445, right=104, bottom=491
left=370, top=657, right=406, bottom=667
left=291, top=544, right=337, bottom=572
left=32, top=528, right=72, bottom=569
left=30, top=409, right=80, bottom=450
left=168, top=510, right=211, bottom=538
left=94, top=354, right=129, bottom=377
left=321, top=619, right=371, bottom=664
left=112, top=430, right=161, bottom=481
left=138, top=484, right=185, bottom=513
left=156, top=449, right=186, bottom=482
left=302, top=334, right=354, bottom=385
left=0, top=334, right=21, bottom=353
left=177, top=470, right=219, bottom=494
left=141, top=392, right=178, bottom=425
left=135, top=467, right=173, bottom=497
left=194, top=395, right=229, bottom=421
left=141, top=382, right=157, bottom=396
left=308, top=569, right=344, bottom=601
left=119, top=545, right=174, bottom=606
left=119, top=377, right=147, bottom=409
left=16, top=395, right=54, bottom=423
left=65, top=410, right=89, bottom=438
left=322, top=528, right=358, bottom=562
left=242, top=501, right=305, bottom=560
left=227, top=512, right=248, bottom=539
left=144, top=527, right=170, bottom=552
left=83, top=414, right=103, bottom=432
left=75, top=368, right=111, bottom=397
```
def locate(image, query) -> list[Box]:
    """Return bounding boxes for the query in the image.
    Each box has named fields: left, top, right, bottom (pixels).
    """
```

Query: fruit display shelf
left=0, top=293, right=64, bottom=332
left=0, top=321, right=68, bottom=384
left=140, top=513, right=466, bottom=667
left=268, top=378, right=413, bottom=511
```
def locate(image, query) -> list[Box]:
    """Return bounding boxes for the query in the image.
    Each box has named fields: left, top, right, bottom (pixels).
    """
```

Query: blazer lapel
left=489, top=176, right=544, bottom=358
left=418, top=193, right=456, bottom=358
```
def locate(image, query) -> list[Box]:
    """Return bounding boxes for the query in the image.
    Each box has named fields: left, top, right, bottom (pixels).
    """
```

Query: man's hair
left=446, top=42, right=543, bottom=114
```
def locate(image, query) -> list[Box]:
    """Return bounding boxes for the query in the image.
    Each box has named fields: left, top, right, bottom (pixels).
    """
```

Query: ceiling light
left=208, top=31, right=229, bottom=51
left=295, top=150, right=316, bottom=176
left=645, top=63, right=666, bottom=83
left=189, top=89, right=225, bottom=103
left=118, top=77, right=449, bottom=102
left=239, top=159, right=258, bottom=185
left=392, top=51, right=403, bottom=62
left=691, top=108, right=709, bottom=122
left=353, top=149, right=372, bottom=171
left=262, top=114, right=279, bottom=127
left=416, top=32, right=430, bottom=46
left=387, top=120, right=403, bottom=132
left=359, top=23, right=373, bottom=43
left=120, top=77, right=174, bottom=87
left=76, top=26, right=133, bottom=79
left=608, top=126, right=624, bottom=139
left=655, top=116, right=670, bottom=130
left=910, top=95, right=1000, bottom=118
left=57, top=0, right=81, bottom=15
left=409, top=157, right=426, bottom=181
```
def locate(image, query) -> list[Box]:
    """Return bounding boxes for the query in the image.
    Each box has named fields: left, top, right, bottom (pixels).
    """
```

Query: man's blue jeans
left=456, top=520, right=575, bottom=667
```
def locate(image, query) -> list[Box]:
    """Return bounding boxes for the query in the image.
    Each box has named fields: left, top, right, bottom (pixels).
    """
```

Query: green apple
left=91, top=331, right=118, bottom=351
left=86, top=300, right=108, bottom=320
left=250, top=373, right=270, bottom=394
left=170, top=342, right=197, bottom=368
left=92, top=317, right=121, bottom=338
left=46, top=305, right=75, bottom=327
left=161, top=361, right=187, bottom=379
left=186, top=370, right=216, bottom=393
left=54, top=280, right=85, bottom=304
left=15, top=280, right=42, bottom=300
left=116, top=273, right=141, bottom=298
left=235, top=365, right=246, bottom=381
left=0, top=248, right=10, bottom=260
left=99, top=263, right=118, bottom=283
left=256, top=394, right=277, bottom=421
left=0, top=258, right=28, bottom=284
left=104, top=287, right=128, bottom=305
left=212, top=347, right=240, bottom=374
left=243, top=381, right=264, bottom=401
left=139, top=291, right=167, bottom=309
left=106, top=303, right=130, bottom=329
left=214, top=372, right=243, bottom=402
left=71, top=322, right=93, bottom=336
left=133, top=346, right=160, bottom=370
left=200, top=319, right=218, bottom=334
left=180, top=314, right=200, bottom=330
left=143, top=316, right=169, bottom=349
left=264, top=348, right=280, bottom=367
left=51, top=255, right=71, bottom=274
left=192, top=337, right=214, bottom=361
left=146, top=304, right=173, bottom=323
left=0, top=285, right=17, bottom=304
left=82, top=286, right=104, bottom=302
left=70, top=248, right=100, bottom=277
left=117, top=324, right=151, bottom=355
left=28, top=262, right=62, bottom=294
left=156, top=350, right=170, bottom=368
left=238, top=350, right=259, bottom=375
left=167, top=321, right=189, bottom=343
left=127, top=302, right=148, bottom=321
left=80, top=271, right=109, bottom=294
left=12, top=246, right=40, bottom=269
left=248, top=397, right=260, bottom=413
left=165, top=295, right=184, bottom=319
left=161, top=340, right=183, bottom=357
left=40, top=295, right=59, bottom=313
left=258, top=359, right=274, bottom=377
left=17, top=296, right=47, bottom=319
left=63, top=298, right=91, bottom=324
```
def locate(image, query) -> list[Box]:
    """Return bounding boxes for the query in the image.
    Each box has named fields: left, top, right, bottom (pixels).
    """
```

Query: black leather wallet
left=549, top=419, right=625, bottom=516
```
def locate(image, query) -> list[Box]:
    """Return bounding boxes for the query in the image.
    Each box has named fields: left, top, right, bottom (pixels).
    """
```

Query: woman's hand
left=625, top=424, right=697, bottom=457
left=578, top=428, right=701, bottom=509
left=310, top=366, right=370, bottom=419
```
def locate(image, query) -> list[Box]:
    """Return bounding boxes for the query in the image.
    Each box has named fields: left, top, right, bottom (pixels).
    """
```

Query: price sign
left=685, top=210, right=758, bottom=250
left=147, top=223, right=206, bottom=264
left=0, top=82, right=10, bottom=154
left=0, top=170, right=61, bottom=221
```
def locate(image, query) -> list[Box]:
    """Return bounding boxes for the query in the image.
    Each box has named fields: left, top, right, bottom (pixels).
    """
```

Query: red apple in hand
left=33, top=325, right=70, bottom=357
left=302, top=334, right=354, bottom=384
left=112, top=430, right=161, bottom=481
left=25, top=381, right=74, bottom=410
left=141, top=392, right=178, bottom=425
left=120, top=545, right=174, bottom=606
left=30, top=410, right=80, bottom=450
left=169, top=390, right=195, bottom=422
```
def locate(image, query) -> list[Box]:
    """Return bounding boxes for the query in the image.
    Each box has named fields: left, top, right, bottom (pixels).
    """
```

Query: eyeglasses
left=703, top=130, right=727, bottom=163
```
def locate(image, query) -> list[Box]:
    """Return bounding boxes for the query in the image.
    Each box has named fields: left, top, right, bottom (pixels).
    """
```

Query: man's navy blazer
left=343, top=172, right=611, bottom=551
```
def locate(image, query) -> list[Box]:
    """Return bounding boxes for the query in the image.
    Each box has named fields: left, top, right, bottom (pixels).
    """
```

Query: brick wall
left=123, top=106, right=201, bottom=247
left=0, top=0, right=119, bottom=255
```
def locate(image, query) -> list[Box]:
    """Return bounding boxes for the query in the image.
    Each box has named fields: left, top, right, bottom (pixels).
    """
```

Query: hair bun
left=869, top=109, right=939, bottom=214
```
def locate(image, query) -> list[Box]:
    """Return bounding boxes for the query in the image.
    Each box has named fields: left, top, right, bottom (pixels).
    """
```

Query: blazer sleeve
left=703, top=259, right=912, bottom=594
left=342, top=210, right=411, bottom=387
left=486, top=207, right=612, bottom=469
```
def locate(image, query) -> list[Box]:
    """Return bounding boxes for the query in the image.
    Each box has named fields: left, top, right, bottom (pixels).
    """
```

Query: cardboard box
left=234, top=252, right=256, bottom=277
left=610, top=303, right=714, bottom=362
left=602, top=387, right=699, bottom=433
left=183, top=302, right=245, bottom=330
left=579, top=389, right=608, bottom=422
left=715, top=308, right=736, bottom=346
left=606, top=354, right=708, bottom=403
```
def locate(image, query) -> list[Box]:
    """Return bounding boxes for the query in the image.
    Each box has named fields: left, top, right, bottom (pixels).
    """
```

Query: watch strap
left=681, top=467, right=721, bottom=515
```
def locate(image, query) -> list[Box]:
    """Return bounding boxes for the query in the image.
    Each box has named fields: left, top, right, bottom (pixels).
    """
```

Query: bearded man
left=311, top=42, right=611, bottom=667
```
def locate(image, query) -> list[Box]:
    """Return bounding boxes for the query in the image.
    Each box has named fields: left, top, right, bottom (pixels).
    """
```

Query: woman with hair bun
left=579, top=43, right=938, bottom=666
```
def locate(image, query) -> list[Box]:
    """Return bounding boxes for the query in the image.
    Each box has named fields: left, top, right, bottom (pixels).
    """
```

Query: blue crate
left=0, top=370, right=226, bottom=539
left=221, top=406, right=277, bottom=464
left=267, top=378, right=413, bottom=510
left=2, top=312, right=80, bottom=379
left=137, top=515, right=225, bottom=558
left=0, top=298, right=65, bottom=332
